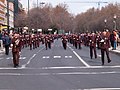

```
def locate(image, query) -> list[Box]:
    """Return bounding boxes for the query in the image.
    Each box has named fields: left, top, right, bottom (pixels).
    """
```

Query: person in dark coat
left=110, top=31, right=115, bottom=49
left=3, top=33, right=11, bottom=55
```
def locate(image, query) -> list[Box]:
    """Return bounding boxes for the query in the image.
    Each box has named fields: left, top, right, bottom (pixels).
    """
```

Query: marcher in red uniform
left=89, top=33, right=97, bottom=59
left=75, top=35, right=78, bottom=49
left=19, top=35, right=22, bottom=52
left=78, top=34, right=82, bottom=49
left=37, top=34, right=40, bottom=47
left=100, top=31, right=111, bottom=65
left=29, top=34, right=32, bottom=50
left=45, top=35, right=48, bottom=50
left=48, top=35, right=52, bottom=49
left=12, top=34, right=20, bottom=68
left=62, top=35, right=68, bottom=50
left=96, top=32, right=101, bottom=49
left=32, top=35, right=35, bottom=49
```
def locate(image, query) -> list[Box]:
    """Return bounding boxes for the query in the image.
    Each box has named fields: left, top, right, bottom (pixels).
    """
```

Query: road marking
left=27, top=54, right=36, bottom=65
left=6, top=57, right=13, bottom=59
left=68, top=46, right=74, bottom=51
left=20, top=57, right=26, bottom=59
left=36, top=47, right=45, bottom=54
left=40, top=66, right=120, bottom=69
left=65, top=56, right=72, bottom=58
left=21, top=54, right=36, bottom=68
left=22, top=47, right=45, bottom=68
left=6, top=57, right=26, bottom=60
left=0, top=89, right=14, bottom=90
left=68, top=45, right=90, bottom=67
left=43, top=56, right=50, bottom=59
left=73, top=51, right=90, bottom=67
left=0, top=71, right=120, bottom=76
left=1, top=65, right=120, bottom=70
left=83, top=88, right=120, bottom=90
left=97, top=54, right=101, bottom=57
left=54, top=56, right=61, bottom=58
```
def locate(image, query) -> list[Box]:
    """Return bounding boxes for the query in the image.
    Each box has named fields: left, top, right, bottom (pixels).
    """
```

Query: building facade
left=0, top=0, right=24, bottom=31
left=0, top=0, right=14, bottom=31
left=5, top=0, right=14, bottom=29
left=0, top=0, right=6, bottom=30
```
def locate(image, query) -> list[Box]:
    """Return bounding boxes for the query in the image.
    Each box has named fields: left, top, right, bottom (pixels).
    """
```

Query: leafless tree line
left=15, top=3, right=120, bottom=33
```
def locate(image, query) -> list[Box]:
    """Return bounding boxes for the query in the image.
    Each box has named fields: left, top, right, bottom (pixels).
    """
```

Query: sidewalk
left=109, top=46, right=120, bottom=55
left=0, top=49, right=5, bottom=54
left=0, top=48, right=12, bottom=54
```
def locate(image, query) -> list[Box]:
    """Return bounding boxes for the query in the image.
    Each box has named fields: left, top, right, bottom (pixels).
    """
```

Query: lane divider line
left=73, top=51, right=90, bottom=67
left=22, top=47, right=45, bottom=68
left=68, top=45, right=90, bottom=67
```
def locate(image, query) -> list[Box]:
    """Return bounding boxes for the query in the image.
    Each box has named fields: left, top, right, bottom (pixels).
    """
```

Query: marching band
left=1, top=29, right=120, bottom=67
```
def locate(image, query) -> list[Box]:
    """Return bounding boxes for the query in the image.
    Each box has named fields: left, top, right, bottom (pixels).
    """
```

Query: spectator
left=113, top=30, right=117, bottom=50
left=117, top=31, right=120, bottom=46
left=3, top=33, right=11, bottom=55
left=118, top=31, right=120, bottom=38
left=110, top=31, right=114, bottom=49
left=0, top=31, right=4, bottom=50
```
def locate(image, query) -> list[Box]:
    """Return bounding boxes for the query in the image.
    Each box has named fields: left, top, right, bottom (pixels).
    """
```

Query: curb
left=0, top=49, right=5, bottom=54
left=109, top=50, right=120, bottom=55
left=0, top=48, right=12, bottom=54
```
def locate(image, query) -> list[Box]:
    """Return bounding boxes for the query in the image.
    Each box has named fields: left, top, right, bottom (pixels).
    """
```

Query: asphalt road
left=0, top=39, right=120, bottom=90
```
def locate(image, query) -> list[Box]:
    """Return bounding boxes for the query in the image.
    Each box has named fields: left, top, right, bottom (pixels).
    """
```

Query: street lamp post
left=113, top=15, right=117, bottom=30
left=36, top=2, right=45, bottom=31
left=28, top=0, right=30, bottom=15
left=48, top=29, right=52, bottom=34
left=28, top=0, right=30, bottom=33
left=40, top=2, right=45, bottom=8
left=37, top=0, right=38, bottom=8
left=7, top=0, right=10, bottom=33
left=37, top=0, right=45, bottom=8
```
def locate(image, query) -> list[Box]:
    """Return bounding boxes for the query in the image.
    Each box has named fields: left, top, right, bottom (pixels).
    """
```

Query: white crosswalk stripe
left=97, top=54, right=101, bottom=57
left=42, top=55, right=75, bottom=59
left=6, top=57, right=26, bottom=60
left=54, top=56, right=61, bottom=58
left=65, top=56, right=72, bottom=58
left=43, top=56, right=50, bottom=59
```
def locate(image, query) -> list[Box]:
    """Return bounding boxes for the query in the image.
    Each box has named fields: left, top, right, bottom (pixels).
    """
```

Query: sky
left=19, top=0, right=120, bottom=15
